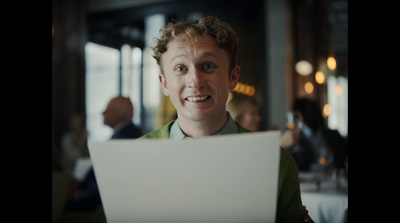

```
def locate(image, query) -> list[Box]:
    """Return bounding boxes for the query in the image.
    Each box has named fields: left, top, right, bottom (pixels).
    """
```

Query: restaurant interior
left=52, top=0, right=348, bottom=222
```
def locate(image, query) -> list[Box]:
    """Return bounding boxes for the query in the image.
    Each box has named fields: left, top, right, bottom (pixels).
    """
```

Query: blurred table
left=299, top=171, right=348, bottom=223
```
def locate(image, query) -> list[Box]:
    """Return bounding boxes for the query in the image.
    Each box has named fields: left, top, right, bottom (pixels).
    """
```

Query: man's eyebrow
left=170, top=52, right=219, bottom=63
left=200, top=52, right=219, bottom=59
left=170, top=54, right=186, bottom=63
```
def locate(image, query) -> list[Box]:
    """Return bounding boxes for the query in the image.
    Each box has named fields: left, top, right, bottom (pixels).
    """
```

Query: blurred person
left=65, top=96, right=143, bottom=213
left=103, top=95, right=142, bottom=139
left=280, top=97, right=348, bottom=172
left=61, top=113, right=89, bottom=175
left=226, top=92, right=261, bottom=132
left=64, top=166, right=102, bottom=212
left=138, top=16, right=305, bottom=222
left=63, top=113, right=101, bottom=212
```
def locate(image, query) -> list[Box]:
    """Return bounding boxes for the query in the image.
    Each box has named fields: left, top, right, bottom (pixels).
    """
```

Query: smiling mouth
left=186, top=96, right=210, bottom=102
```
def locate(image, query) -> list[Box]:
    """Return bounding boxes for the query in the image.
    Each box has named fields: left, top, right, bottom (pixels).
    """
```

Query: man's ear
left=159, top=73, right=170, bottom=96
left=229, top=65, right=240, bottom=90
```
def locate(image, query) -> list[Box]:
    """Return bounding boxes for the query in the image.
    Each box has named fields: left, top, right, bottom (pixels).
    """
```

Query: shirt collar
left=169, top=112, right=238, bottom=139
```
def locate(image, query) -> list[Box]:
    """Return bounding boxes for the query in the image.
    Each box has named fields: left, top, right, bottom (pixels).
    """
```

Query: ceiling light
left=295, top=60, right=313, bottom=76
left=327, top=57, right=337, bottom=70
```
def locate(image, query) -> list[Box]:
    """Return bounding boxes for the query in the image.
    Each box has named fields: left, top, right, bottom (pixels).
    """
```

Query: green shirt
left=139, top=118, right=303, bottom=222
left=169, top=112, right=238, bottom=139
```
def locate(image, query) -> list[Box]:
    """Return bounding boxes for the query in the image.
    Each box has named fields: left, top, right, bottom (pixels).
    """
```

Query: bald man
left=103, top=96, right=142, bottom=139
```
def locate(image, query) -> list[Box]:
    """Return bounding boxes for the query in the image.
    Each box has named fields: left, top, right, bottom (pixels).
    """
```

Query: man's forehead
left=167, top=35, right=217, bottom=49
left=163, top=36, right=225, bottom=60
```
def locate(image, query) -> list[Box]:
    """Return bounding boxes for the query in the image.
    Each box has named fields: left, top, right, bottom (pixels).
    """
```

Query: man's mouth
left=186, top=96, right=210, bottom=102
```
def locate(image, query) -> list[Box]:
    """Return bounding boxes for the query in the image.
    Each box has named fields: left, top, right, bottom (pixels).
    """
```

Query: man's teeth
left=187, top=96, right=208, bottom=102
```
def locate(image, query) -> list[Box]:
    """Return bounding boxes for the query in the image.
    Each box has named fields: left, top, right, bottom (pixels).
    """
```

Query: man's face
left=102, top=99, right=120, bottom=128
left=159, top=35, right=240, bottom=123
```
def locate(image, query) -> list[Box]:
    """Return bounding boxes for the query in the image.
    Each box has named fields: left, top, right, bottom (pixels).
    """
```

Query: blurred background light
left=327, top=56, right=337, bottom=70
left=315, top=71, right=325, bottom=84
left=304, top=81, right=314, bottom=94
left=322, top=104, right=332, bottom=117
left=335, top=85, right=343, bottom=96
left=233, top=82, right=256, bottom=96
left=295, top=60, right=313, bottom=76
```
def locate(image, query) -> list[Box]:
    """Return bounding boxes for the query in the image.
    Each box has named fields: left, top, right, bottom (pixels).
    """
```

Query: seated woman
left=226, top=92, right=261, bottom=132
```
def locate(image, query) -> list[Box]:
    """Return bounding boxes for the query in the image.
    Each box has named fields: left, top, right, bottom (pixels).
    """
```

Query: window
left=121, top=44, right=143, bottom=127
left=85, top=14, right=167, bottom=139
left=85, top=42, right=120, bottom=140
left=327, top=75, right=348, bottom=137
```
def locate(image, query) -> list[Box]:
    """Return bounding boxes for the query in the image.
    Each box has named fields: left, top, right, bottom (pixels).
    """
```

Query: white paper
left=89, top=131, right=280, bottom=223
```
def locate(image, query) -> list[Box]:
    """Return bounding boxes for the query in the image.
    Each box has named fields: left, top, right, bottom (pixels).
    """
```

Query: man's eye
left=202, top=63, right=217, bottom=72
left=175, top=66, right=187, bottom=72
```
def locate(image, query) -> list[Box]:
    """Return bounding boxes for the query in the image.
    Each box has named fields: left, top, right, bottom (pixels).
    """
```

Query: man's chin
left=180, top=110, right=212, bottom=122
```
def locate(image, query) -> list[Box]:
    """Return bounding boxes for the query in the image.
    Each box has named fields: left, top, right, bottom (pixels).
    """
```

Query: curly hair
left=152, top=16, right=238, bottom=72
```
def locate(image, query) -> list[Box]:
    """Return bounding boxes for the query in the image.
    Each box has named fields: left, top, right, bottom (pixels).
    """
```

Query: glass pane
left=141, top=14, right=165, bottom=133
left=131, top=47, right=142, bottom=127
left=121, top=44, right=143, bottom=127
left=85, top=42, right=120, bottom=140
left=327, top=75, right=348, bottom=137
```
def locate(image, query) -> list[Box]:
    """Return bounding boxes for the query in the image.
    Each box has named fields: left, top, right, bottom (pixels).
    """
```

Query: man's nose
left=187, top=68, right=205, bottom=88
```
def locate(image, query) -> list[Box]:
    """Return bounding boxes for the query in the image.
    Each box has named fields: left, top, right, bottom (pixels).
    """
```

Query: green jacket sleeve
left=238, top=125, right=303, bottom=222
left=275, top=148, right=303, bottom=222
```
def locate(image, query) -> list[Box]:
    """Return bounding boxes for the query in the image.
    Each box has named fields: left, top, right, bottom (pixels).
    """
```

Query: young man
left=139, top=16, right=304, bottom=222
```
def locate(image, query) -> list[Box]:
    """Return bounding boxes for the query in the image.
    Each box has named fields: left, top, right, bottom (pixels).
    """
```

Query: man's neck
left=177, top=113, right=228, bottom=138
left=113, top=120, right=131, bottom=132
